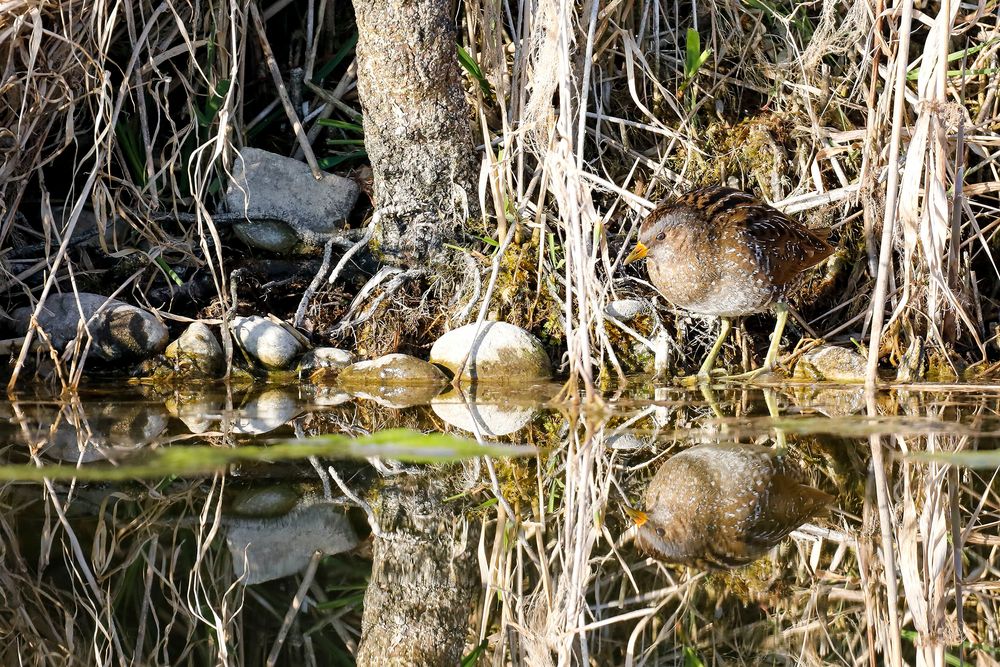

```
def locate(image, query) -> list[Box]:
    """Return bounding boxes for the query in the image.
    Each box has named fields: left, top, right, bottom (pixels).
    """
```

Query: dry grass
left=3, top=0, right=998, bottom=384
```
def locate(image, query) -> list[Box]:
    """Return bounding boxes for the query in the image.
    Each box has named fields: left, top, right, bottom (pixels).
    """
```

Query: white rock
left=230, top=315, right=304, bottom=370
left=430, top=321, right=551, bottom=383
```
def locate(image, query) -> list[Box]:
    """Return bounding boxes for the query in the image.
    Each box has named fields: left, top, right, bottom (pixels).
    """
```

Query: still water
left=1, top=379, right=998, bottom=666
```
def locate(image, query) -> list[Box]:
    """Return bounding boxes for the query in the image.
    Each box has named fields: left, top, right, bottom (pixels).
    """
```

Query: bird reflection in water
left=627, top=442, right=832, bottom=569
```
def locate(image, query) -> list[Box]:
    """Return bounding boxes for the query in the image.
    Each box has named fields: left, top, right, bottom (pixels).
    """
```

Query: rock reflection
left=229, top=386, right=302, bottom=434
left=431, top=384, right=539, bottom=437
left=631, top=442, right=832, bottom=568
left=5, top=400, right=169, bottom=462
left=226, top=498, right=358, bottom=584
left=165, top=392, right=224, bottom=433
left=790, top=384, right=866, bottom=417
left=347, top=383, right=446, bottom=409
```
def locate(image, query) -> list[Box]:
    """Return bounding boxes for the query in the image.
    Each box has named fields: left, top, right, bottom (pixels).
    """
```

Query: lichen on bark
left=352, top=0, right=480, bottom=267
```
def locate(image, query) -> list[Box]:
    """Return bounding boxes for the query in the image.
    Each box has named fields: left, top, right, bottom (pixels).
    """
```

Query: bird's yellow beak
left=623, top=506, right=648, bottom=526
left=623, top=242, right=648, bottom=265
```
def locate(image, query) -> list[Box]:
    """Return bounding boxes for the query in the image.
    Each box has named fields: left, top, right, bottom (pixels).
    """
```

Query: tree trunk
left=355, top=474, right=480, bottom=666
left=352, top=0, right=480, bottom=266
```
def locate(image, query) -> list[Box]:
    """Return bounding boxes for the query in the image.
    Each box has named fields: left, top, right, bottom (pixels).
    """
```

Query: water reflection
left=0, top=382, right=998, bottom=666
left=629, top=443, right=832, bottom=568
left=432, top=384, right=547, bottom=437
left=226, top=496, right=358, bottom=584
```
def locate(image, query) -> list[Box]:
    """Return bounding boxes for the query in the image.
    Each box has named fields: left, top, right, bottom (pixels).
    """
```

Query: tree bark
left=355, top=474, right=480, bottom=666
left=352, top=0, right=480, bottom=266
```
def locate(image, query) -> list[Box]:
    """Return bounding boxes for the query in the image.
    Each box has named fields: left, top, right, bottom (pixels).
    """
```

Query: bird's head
left=623, top=202, right=698, bottom=265
left=625, top=504, right=692, bottom=563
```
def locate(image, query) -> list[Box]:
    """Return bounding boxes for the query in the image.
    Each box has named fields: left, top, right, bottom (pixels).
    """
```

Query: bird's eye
left=656, top=232, right=666, bottom=241
left=655, top=527, right=665, bottom=537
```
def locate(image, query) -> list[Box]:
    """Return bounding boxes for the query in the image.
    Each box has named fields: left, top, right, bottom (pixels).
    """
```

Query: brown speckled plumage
left=634, top=443, right=832, bottom=568
left=624, top=185, right=835, bottom=378
left=636, top=186, right=833, bottom=318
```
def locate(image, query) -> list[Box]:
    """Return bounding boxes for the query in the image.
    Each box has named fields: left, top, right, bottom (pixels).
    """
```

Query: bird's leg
left=724, top=302, right=789, bottom=382
left=762, top=301, right=789, bottom=372
left=678, top=318, right=732, bottom=386
left=763, top=388, right=787, bottom=452
left=700, top=317, right=733, bottom=377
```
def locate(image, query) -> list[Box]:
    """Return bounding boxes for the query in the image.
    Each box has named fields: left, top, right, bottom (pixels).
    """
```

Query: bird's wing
left=730, top=205, right=834, bottom=286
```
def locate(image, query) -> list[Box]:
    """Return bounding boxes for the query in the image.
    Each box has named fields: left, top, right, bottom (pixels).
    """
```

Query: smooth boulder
left=230, top=315, right=304, bottom=370
left=12, top=293, right=168, bottom=362
left=226, top=147, right=359, bottom=253
left=793, top=345, right=867, bottom=383
left=165, top=322, right=224, bottom=378
left=337, top=353, right=448, bottom=389
left=430, top=321, right=551, bottom=383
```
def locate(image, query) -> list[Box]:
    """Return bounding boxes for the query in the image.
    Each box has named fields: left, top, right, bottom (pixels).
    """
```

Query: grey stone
left=230, top=315, right=304, bottom=370
left=605, top=299, right=654, bottom=321
left=165, top=322, right=224, bottom=378
left=298, top=347, right=356, bottom=379
left=793, top=345, right=867, bottom=383
left=338, top=353, right=448, bottom=388
left=430, top=321, right=552, bottom=383
left=12, top=292, right=168, bottom=362
left=225, top=147, right=359, bottom=253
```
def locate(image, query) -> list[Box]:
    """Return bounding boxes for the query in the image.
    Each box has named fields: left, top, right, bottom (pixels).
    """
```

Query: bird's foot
left=673, top=365, right=786, bottom=386
left=674, top=368, right=728, bottom=387
left=722, top=365, right=784, bottom=384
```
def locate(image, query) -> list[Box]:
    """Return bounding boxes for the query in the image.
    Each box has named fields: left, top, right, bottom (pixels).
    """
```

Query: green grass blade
left=906, top=450, right=1000, bottom=468
left=313, top=33, right=359, bottom=84
left=457, top=44, right=493, bottom=97
left=0, top=429, right=536, bottom=482
left=318, top=118, right=365, bottom=134
left=685, top=29, right=701, bottom=78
